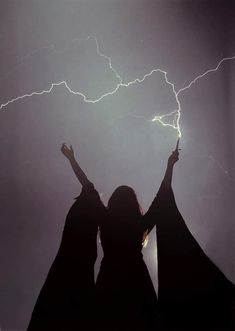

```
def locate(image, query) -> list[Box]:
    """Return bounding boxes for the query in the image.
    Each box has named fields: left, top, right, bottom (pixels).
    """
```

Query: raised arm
left=61, top=143, right=90, bottom=187
left=143, top=140, right=180, bottom=233
left=162, top=140, right=179, bottom=187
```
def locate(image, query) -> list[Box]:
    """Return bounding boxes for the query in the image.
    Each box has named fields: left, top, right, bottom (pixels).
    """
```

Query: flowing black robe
left=27, top=183, right=105, bottom=331
left=152, top=182, right=235, bottom=330
left=96, top=208, right=159, bottom=330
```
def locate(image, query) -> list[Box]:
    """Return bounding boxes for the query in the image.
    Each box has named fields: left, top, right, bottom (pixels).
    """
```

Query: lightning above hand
left=0, top=35, right=235, bottom=140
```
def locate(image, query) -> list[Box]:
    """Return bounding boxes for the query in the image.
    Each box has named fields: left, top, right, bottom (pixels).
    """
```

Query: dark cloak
left=95, top=204, right=159, bottom=330
left=27, top=183, right=105, bottom=331
left=152, top=182, right=235, bottom=330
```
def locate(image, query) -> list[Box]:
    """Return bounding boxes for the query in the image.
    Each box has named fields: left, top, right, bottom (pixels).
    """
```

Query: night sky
left=0, top=1, right=235, bottom=329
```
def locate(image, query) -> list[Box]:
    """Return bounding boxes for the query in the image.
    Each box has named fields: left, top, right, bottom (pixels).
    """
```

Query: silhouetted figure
left=151, top=140, right=235, bottom=330
left=94, top=143, right=189, bottom=330
left=27, top=144, right=105, bottom=330
left=95, top=185, right=158, bottom=330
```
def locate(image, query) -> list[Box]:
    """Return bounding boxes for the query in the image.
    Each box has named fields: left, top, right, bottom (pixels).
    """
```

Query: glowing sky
left=0, top=1, right=234, bottom=329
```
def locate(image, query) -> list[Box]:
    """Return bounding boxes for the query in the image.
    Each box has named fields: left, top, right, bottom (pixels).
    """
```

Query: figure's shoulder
left=73, top=181, right=96, bottom=200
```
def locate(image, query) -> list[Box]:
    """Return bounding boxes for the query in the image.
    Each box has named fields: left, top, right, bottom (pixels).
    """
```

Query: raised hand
left=61, top=143, right=75, bottom=160
left=167, top=149, right=179, bottom=166
left=163, top=140, right=180, bottom=186
left=61, top=143, right=89, bottom=186
left=168, top=139, right=180, bottom=166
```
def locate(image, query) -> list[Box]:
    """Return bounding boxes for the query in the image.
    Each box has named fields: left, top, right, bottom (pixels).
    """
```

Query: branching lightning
left=0, top=36, right=235, bottom=140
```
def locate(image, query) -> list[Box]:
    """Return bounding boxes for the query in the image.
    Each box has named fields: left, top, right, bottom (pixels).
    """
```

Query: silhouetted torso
left=96, top=210, right=158, bottom=330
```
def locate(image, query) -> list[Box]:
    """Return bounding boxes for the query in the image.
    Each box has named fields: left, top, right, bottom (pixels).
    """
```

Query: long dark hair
left=107, top=185, right=142, bottom=218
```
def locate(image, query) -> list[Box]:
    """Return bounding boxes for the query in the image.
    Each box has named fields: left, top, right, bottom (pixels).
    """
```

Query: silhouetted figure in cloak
left=95, top=144, right=195, bottom=330
left=27, top=144, right=105, bottom=331
left=95, top=185, right=159, bottom=330
left=95, top=149, right=188, bottom=330
left=151, top=140, right=235, bottom=330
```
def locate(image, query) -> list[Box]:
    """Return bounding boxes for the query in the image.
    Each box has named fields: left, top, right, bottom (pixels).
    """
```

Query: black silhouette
left=95, top=185, right=158, bottom=329
left=27, top=141, right=234, bottom=331
left=27, top=144, right=105, bottom=330
left=94, top=143, right=183, bottom=330
left=152, top=140, right=235, bottom=330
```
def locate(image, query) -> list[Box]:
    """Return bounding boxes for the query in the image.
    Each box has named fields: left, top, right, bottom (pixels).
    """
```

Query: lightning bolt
left=152, top=55, right=235, bottom=137
left=176, top=56, right=235, bottom=96
left=0, top=36, right=235, bottom=140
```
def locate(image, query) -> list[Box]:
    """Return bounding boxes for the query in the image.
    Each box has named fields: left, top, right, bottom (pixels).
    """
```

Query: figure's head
left=108, top=185, right=142, bottom=218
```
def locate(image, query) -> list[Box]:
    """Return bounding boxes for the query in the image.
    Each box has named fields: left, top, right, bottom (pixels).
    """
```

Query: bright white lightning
left=0, top=36, right=235, bottom=140
left=176, top=56, right=235, bottom=96
left=152, top=55, right=235, bottom=137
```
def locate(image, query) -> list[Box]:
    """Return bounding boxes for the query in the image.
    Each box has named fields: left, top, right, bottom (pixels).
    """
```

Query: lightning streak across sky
left=0, top=36, right=235, bottom=139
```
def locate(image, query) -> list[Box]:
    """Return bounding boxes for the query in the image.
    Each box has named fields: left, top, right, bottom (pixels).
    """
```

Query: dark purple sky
left=0, top=1, right=234, bottom=329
